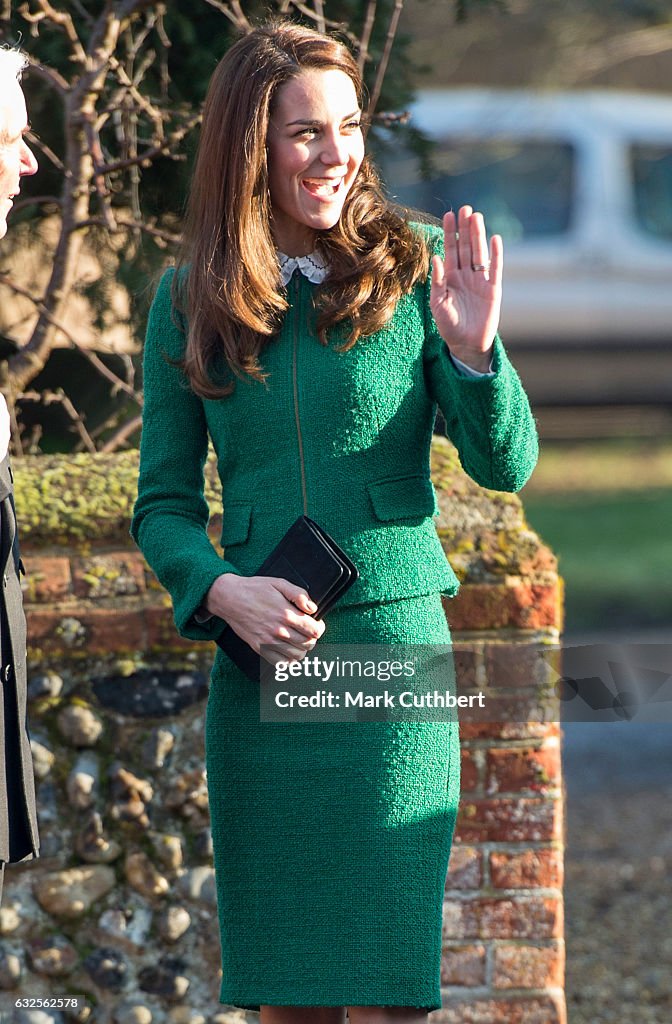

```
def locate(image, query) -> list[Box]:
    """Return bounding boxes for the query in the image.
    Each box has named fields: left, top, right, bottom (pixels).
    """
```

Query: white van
left=378, top=89, right=672, bottom=406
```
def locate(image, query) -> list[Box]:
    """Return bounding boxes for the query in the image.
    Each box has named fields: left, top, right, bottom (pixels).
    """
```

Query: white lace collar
left=278, top=248, right=329, bottom=285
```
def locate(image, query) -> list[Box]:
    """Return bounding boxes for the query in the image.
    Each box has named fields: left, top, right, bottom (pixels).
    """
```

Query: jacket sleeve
left=130, top=268, right=242, bottom=641
left=421, top=226, right=539, bottom=492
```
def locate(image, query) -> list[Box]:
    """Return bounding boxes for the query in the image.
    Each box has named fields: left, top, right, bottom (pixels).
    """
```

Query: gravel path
left=563, top=721, right=672, bottom=1023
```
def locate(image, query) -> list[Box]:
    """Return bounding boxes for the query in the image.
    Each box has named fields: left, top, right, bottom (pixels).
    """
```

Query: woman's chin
left=271, top=200, right=348, bottom=251
left=307, top=206, right=346, bottom=233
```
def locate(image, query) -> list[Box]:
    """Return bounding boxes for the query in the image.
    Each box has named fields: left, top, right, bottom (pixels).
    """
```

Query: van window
left=631, top=145, right=672, bottom=241
left=381, top=138, right=575, bottom=241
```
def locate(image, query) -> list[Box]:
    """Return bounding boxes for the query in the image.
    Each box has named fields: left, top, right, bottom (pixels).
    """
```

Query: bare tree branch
left=27, top=130, right=66, bottom=172
left=83, top=119, right=119, bottom=232
left=21, top=388, right=97, bottom=452
left=73, top=399, right=140, bottom=452
left=285, top=1, right=360, bottom=49
left=368, top=0, right=405, bottom=121
left=94, top=112, right=200, bottom=174
left=23, top=55, right=69, bottom=95
left=0, top=1, right=194, bottom=450
left=124, top=8, right=159, bottom=64
left=18, top=0, right=87, bottom=65
left=203, top=0, right=251, bottom=31
left=358, top=0, right=377, bottom=75
left=100, top=412, right=142, bottom=452
left=107, top=52, right=166, bottom=137
left=0, top=272, right=142, bottom=404
left=115, top=217, right=181, bottom=245
left=313, top=0, right=326, bottom=35
left=117, top=0, right=162, bottom=23
left=72, top=215, right=182, bottom=246
left=8, top=194, right=62, bottom=215
left=70, top=0, right=94, bottom=28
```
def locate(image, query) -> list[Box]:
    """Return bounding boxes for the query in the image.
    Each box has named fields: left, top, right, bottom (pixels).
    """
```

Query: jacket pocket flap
left=220, top=503, right=253, bottom=547
left=367, top=475, right=438, bottom=522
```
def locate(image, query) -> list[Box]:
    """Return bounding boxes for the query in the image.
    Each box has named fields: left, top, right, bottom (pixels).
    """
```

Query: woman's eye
left=294, top=121, right=361, bottom=139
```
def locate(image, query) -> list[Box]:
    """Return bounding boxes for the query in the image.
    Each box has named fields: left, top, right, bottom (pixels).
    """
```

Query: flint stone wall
left=0, top=438, right=565, bottom=1024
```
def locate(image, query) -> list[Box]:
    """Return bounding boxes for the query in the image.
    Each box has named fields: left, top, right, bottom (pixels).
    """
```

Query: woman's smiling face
left=266, top=68, right=365, bottom=257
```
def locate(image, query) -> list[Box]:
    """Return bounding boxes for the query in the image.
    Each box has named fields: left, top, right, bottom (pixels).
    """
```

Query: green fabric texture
left=131, top=222, right=538, bottom=641
left=206, top=592, right=459, bottom=1012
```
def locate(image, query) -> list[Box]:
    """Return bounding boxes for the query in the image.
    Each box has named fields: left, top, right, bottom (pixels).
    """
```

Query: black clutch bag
left=215, top=515, right=358, bottom=681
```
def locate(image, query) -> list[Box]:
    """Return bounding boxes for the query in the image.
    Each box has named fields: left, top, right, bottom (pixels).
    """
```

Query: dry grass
left=522, top=438, right=672, bottom=496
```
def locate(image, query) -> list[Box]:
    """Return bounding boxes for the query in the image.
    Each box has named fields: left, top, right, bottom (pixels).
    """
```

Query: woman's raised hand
left=429, top=206, right=503, bottom=373
left=205, top=573, right=325, bottom=665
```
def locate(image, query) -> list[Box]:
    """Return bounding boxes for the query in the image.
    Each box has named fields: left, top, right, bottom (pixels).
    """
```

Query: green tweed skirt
left=204, top=592, right=461, bottom=1011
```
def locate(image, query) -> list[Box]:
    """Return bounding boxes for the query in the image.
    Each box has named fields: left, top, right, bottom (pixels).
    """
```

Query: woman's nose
left=20, top=140, right=38, bottom=177
left=319, top=131, right=349, bottom=167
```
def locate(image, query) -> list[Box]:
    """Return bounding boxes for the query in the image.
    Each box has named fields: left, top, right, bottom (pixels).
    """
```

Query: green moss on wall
left=13, top=450, right=221, bottom=548
left=13, top=440, right=554, bottom=582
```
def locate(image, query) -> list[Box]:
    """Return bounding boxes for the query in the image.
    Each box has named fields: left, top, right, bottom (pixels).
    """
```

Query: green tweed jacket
left=131, top=224, right=538, bottom=641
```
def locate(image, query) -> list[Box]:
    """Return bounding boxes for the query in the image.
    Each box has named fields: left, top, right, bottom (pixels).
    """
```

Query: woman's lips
left=301, top=177, right=344, bottom=200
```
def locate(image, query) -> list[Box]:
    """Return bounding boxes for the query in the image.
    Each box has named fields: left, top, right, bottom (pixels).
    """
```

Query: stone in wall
left=1, top=651, right=254, bottom=1024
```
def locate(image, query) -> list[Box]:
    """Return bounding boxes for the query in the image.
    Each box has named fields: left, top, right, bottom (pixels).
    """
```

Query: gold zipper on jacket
left=292, top=273, right=308, bottom=516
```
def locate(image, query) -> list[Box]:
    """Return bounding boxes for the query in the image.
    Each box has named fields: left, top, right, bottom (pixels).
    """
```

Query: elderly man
left=0, top=46, right=40, bottom=902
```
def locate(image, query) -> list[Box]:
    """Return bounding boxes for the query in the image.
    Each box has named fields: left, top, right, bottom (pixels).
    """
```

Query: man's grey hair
left=0, top=46, right=29, bottom=92
left=0, top=48, right=29, bottom=149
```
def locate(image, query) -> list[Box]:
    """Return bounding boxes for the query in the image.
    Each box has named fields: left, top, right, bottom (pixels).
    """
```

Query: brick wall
left=437, top=643, right=565, bottom=1023
left=11, top=441, right=564, bottom=1023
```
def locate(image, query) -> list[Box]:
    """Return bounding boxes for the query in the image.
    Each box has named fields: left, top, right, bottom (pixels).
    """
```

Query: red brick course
left=21, top=556, right=71, bottom=602
left=144, top=605, right=197, bottom=652
left=486, top=746, right=562, bottom=794
left=493, top=941, right=565, bottom=990
left=457, top=796, right=561, bottom=843
left=490, top=848, right=564, bottom=890
left=442, top=896, right=563, bottom=941
left=441, top=945, right=487, bottom=986
left=445, top=846, right=483, bottom=890
left=71, top=551, right=146, bottom=598
left=432, top=994, right=566, bottom=1024
left=460, top=749, right=481, bottom=792
left=460, top=720, right=561, bottom=741
left=446, top=580, right=562, bottom=631
left=484, top=642, right=561, bottom=689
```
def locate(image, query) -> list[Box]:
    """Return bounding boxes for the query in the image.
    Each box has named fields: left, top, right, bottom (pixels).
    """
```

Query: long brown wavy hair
left=175, top=19, right=429, bottom=399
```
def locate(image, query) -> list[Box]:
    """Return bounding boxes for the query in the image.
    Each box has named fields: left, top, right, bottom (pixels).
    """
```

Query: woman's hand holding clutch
left=205, top=573, right=326, bottom=664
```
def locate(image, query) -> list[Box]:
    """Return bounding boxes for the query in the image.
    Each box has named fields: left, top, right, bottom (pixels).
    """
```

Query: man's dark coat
left=0, top=453, right=39, bottom=889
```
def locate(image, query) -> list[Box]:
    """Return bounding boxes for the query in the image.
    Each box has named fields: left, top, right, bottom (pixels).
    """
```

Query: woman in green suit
left=131, top=19, right=538, bottom=1024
